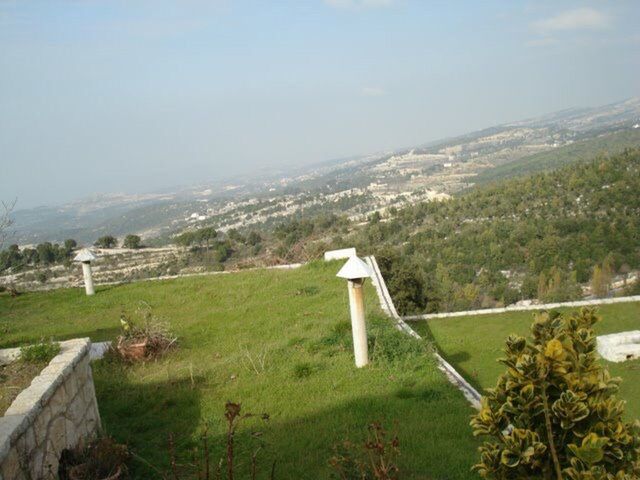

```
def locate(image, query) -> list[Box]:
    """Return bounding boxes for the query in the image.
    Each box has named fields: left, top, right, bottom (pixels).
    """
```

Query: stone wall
left=0, top=338, right=101, bottom=479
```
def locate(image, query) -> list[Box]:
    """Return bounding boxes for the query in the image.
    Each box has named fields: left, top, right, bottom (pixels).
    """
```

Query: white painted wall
left=324, top=248, right=356, bottom=261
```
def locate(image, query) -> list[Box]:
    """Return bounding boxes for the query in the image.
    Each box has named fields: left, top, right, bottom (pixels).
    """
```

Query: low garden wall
left=0, top=338, right=101, bottom=479
left=404, top=294, right=640, bottom=320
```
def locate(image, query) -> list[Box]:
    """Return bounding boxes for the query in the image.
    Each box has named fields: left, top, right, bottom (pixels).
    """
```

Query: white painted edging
left=365, top=256, right=482, bottom=409
left=403, top=295, right=640, bottom=321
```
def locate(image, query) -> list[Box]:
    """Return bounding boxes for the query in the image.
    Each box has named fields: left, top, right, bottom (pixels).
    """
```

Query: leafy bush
left=115, top=303, right=177, bottom=361
left=123, top=234, right=142, bottom=249
left=94, top=235, right=117, bottom=249
left=471, top=308, right=640, bottom=479
left=20, top=340, right=60, bottom=363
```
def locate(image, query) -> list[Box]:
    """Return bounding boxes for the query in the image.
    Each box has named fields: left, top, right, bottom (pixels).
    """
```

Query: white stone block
left=597, top=331, right=640, bottom=362
left=324, top=248, right=356, bottom=261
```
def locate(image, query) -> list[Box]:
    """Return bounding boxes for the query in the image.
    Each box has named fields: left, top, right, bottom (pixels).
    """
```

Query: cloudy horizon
left=1, top=0, right=639, bottom=209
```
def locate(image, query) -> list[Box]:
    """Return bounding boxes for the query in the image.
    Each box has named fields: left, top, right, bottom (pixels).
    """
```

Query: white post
left=336, top=255, right=372, bottom=368
left=347, top=278, right=369, bottom=368
left=81, top=261, right=95, bottom=296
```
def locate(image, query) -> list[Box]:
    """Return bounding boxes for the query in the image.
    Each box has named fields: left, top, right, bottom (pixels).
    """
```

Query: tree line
left=351, top=148, right=640, bottom=314
left=0, top=233, right=145, bottom=273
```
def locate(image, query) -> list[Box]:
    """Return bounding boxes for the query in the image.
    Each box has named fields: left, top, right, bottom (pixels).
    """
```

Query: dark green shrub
left=293, top=362, right=318, bottom=379
left=94, top=235, right=117, bottom=249
left=471, top=308, right=640, bottom=479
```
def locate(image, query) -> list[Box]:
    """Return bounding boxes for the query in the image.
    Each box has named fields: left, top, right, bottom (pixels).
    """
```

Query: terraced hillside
left=0, top=247, right=184, bottom=292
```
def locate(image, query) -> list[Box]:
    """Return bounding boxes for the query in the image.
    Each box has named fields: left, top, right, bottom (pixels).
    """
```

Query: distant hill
left=354, top=148, right=640, bottom=314
left=472, top=128, right=640, bottom=186
left=7, top=97, right=640, bottom=246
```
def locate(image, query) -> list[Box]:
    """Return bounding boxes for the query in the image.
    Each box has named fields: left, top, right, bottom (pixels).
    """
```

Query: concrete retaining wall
left=404, top=295, right=640, bottom=321
left=365, top=256, right=482, bottom=409
left=324, top=248, right=356, bottom=261
left=0, top=339, right=101, bottom=479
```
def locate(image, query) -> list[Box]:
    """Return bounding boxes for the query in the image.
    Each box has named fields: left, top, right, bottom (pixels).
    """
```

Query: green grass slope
left=473, top=129, right=640, bottom=186
left=0, top=263, right=480, bottom=479
left=411, top=302, right=640, bottom=420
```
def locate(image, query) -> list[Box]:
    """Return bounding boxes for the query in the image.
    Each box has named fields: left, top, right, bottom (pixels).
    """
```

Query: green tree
left=63, top=239, right=77, bottom=252
left=94, top=235, right=117, bottom=249
left=537, top=268, right=582, bottom=303
left=175, top=231, right=195, bottom=247
left=36, top=242, right=56, bottom=264
left=0, top=200, right=15, bottom=249
left=471, top=308, right=640, bottom=479
left=246, top=231, right=262, bottom=246
left=227, top=229, right=245, bottom=244
left=196, top=227, right=217, bottom=251
left=591, top=263, right=612, bottom=298
left=123, top=234, right=142, bottom=249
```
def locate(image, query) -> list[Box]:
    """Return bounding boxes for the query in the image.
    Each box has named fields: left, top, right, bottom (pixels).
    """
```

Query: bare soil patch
left=0, top=360, right=45, bottom=414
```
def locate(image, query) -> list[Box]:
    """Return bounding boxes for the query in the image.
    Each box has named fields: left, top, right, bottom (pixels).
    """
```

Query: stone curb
left=365, top=256, right=482, bottom=410
left=403, top=295, right=640, bottom=320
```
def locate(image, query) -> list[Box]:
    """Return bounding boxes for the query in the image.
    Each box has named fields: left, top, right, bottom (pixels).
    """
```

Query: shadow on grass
left=411, top=320, right=487, bottom=395
left=93, top=364, right=204, bottom=479
left=109, top=391, right=479, bottom=480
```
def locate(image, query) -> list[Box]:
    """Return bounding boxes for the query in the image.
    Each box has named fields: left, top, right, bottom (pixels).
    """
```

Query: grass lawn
left=0, top=262, right=481, bottom=479
left=410, top=302, right=640, bottom=421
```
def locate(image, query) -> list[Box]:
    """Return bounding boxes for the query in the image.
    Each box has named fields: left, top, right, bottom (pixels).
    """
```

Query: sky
left=1, top=0, right=639, bottom=209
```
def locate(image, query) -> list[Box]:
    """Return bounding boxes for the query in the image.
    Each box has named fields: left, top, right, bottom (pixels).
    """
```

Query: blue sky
left=1, top=0, right=639, bottom=208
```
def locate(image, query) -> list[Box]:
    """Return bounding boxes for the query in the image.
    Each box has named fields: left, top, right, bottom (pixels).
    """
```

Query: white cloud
left=324, top=0, right=394, bottom=10
left=532, top=7, right=611, bottom=33
left=362, top=87, right=385, bottom=97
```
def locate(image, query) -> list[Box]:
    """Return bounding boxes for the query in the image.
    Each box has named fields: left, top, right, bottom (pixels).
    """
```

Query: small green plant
left=294, top=285, right=319, bottom=296
left=329, top=422, right=400, bottom=480
left=20, top=340, right=60, bottom=363
left=471, top=308, right=640, bottom=479
left=292, top=361, right=318, bottom=379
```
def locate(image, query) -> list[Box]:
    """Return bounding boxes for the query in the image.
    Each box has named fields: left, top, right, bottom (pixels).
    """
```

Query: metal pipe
left=347, top=278, right=369, bottom=367
left=81, top=261, right=95, bottom=296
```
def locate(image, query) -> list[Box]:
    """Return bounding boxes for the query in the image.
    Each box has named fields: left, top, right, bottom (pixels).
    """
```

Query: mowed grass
left=0, top=262, right=481, bottom=479
left=411, top=303, right=640, bottom=420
